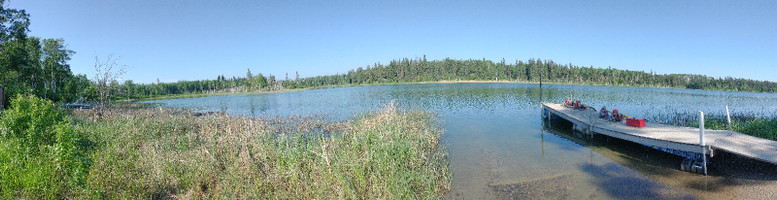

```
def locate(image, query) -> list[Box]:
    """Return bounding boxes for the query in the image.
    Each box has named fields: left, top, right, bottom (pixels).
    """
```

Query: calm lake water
left=145, top=83, right=777, bottom=199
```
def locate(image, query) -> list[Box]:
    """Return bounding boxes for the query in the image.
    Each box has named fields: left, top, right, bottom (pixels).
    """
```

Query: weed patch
left=72, top=103, right=450, bottom=199
left=0, top=94, right=92, bottom=199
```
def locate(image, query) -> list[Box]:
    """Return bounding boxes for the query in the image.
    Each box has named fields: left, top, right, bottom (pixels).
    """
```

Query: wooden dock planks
left=542, top=102, right=777, bottom=165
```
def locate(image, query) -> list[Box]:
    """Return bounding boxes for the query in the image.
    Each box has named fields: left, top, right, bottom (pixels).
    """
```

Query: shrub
left=0, top=94, right=91, bottom=198
left=1, top=94, right=64, bottom=148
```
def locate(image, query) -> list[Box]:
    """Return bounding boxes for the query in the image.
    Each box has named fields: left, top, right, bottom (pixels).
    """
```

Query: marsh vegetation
left=78, top=103, right=449, bottom=199
left=148, top=83, right=777, bottom=199
left=0, top=96, right=450, bottom=199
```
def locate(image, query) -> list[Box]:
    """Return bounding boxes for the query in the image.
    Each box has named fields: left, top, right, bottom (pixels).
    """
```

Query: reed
left=69, top=103, right=450, bottom=199
left=646, top=112, right=777, bottom=141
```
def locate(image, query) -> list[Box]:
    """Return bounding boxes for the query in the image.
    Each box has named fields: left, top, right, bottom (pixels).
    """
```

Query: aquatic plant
left=643, top=111, right=777, bottom=141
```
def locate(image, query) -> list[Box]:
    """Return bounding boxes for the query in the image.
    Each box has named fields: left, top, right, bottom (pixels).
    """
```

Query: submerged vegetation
left=0, top=99, right=451, bottom=198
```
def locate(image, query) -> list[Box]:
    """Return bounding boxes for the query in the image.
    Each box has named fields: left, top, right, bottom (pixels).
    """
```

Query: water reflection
left=544, top=118, right=777, bottom=199
left=145, top=83, right=777, bottom=199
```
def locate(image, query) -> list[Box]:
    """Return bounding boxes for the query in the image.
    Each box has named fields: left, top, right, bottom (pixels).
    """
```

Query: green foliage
left=112, top=57, right=777, bottom=100
left=0, top=2, right=87, bottom=107
left=0, top=94, right=91, bottom=198
left=63, top=74, right=93, bottom=102
left=256, top=73, right=268, bottom=88
left=674, top=113, right=777, bottom=141
left=0, top=138, right=60, bottom=199
left=41, top=38, right=77, bottom=102
left=0, top=0, right=30, bottom=43
left=739, top=118, right=777, bottom=141
left=1, top=94, right=64, bottom=148
left=74, top=105, right=450, bottom=199
left=318, top=57, right=777, bottom=93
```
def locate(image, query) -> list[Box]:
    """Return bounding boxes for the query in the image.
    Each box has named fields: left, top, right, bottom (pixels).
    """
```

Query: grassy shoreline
left=67, top=103, right=450, bottom=199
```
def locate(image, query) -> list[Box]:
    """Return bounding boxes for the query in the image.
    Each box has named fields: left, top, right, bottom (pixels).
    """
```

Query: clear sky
left=8, top=0, right=777, bottom=84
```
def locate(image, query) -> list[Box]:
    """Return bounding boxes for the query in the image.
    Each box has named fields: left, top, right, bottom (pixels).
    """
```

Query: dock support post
left=588, top=114, right=592, bottom=136
left=587, top=124, right=591, bottom=136
left=538, top=71, right=542, bottom=104
left=700, top=111, right=708, bottom=175
left=546, top=108, right=551, bottom=127
left=725, top=105, right=732, bottom=134
left=547, top=108, right=551, bottom=121
left=590, top=125, right=594, bottom=140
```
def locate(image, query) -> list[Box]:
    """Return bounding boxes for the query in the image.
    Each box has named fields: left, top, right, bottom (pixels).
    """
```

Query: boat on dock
left=541, top=102, right=777, bottom=174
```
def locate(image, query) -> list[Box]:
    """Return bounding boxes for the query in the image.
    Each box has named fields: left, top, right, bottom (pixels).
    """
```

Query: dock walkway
left=542, top=102, right=777, bottom=165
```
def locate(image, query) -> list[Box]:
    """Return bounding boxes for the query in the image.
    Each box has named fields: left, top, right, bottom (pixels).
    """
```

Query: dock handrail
left=699, top=111, right=708, bottom=175
left=541, top=102, right=777, bottom=167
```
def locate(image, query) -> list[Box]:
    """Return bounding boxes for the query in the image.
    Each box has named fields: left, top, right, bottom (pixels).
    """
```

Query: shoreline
left=132, top=80, right=698, bottom=102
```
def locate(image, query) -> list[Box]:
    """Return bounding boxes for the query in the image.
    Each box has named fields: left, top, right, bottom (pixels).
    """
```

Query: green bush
left=1, top=94, right=65, bottom=148
left=0, top=94, right=91, bottom=198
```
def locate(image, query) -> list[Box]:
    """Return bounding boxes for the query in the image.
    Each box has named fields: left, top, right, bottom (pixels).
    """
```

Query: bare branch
left=93, top=55, right=128, bottom=109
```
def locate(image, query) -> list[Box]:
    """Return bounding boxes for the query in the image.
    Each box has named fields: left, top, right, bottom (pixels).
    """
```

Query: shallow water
left=145, top=83, right=777, bottom=199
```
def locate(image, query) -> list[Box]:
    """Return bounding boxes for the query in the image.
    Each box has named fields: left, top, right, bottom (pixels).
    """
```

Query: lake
left=144, top=83, right=777, bottom=199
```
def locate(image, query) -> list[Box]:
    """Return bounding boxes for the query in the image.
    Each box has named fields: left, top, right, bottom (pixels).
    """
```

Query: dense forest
left=0, top=1, right=91, bottom=107
left=110, top=56, right=777, bottom=100
left=301, top=56, right=777, bottom=92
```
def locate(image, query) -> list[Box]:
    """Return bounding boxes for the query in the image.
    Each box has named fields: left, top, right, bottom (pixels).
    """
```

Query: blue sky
left=9, top=0, right=777, bottom=83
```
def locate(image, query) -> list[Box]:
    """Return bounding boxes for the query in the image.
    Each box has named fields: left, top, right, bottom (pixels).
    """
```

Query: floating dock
left=541, top=102, right=777, bottom=166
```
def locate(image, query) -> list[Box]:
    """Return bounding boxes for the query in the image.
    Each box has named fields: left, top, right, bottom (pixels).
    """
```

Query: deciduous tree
left=93, top=55, right=127, bottom=108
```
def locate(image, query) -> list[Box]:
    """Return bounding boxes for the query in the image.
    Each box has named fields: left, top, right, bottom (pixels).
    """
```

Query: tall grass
left=70, top=103, right=450, bottom=199
left=648, top=112, right=777, bottom=141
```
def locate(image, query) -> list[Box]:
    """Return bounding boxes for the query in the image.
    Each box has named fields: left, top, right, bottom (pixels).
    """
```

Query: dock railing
left=700, top=111, right=708, bottom=175
left=726, top=105, right=732, bottom=135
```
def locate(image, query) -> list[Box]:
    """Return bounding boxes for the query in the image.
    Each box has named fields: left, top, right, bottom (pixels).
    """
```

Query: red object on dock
left=627, top=118, right=646, bottom=128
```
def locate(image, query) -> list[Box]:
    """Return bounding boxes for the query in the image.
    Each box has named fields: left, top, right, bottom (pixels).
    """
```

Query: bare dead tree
left=93, top=55, right=127, bottom=109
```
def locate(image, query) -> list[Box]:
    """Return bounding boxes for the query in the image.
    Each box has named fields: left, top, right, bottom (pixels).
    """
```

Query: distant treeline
left=299, top=57, right=777, bottom=92
left=113, top=56, right=777, bottom=99
left=3, top=2, right=774, bottom=105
